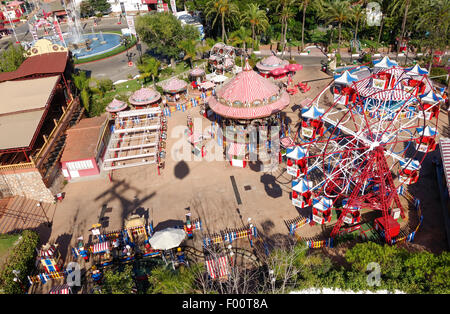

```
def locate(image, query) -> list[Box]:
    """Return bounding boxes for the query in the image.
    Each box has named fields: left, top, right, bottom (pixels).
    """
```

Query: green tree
left=147, top=264, right=202, bottom=294
left=204, top=0, right=240, bottom=43
left=241, top=3, right=269, bottom=51
left=178, top=39, right=199, bottom=69
left=389, top=0, right=420, bottom=56
left=89, top=0, right=111, bottom=14
left=137, top=56, right=161, bottom=85
left=317, top=0, right=352, bottom=51
left=351, top=4, right=365, bottom=49
left=97, top=78, right=114, bottom=94
left=270, top=0, right=297, bottom=57
left=98, top=265, right=134, bottom=294
left=80, top=88, right=91, bottom=114
left=136, top=13, right=199, bottom=68
left=79, top=0, right=94, bottom=17
left=299, top=0, right=310, bottom=51
left=0, top=44, right=26, bottom=73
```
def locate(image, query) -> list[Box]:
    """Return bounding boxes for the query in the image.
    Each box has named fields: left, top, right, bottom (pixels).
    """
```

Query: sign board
left=372, top=78, right=386, bottom=89
left=125, top=15, right=136, bottom=35
left=301, top=127, right=314, bottom=139
left=312, top=215, right=323, bottom=224
left=286, top=166, right=298, bottom=177
left=292, top=198, right=304, bottom=208
left=170, top=0, right=177, bottom=13
left=343, top=216, right=352, bottom=224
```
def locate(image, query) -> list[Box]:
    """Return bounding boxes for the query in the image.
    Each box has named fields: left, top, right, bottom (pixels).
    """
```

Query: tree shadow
left=248, top=160, right=263, bottom=172
left=260, top=174, right=283, bottom=198
left=154, top=219, right=185, bottom=231
left=174, top=160, right=190, bottom=179
left=54, top=233, right=73, bottom=262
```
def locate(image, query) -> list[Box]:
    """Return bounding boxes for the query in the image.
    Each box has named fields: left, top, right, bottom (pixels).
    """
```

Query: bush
left=430, top=67, right=449, bottom=85
left=0, top=230, right=40, bottom=294
left=147, top=264, right=203, bottom=294
left=97, top=264, right=134, bottom=294
left=97, top=79, right=114, bottom=94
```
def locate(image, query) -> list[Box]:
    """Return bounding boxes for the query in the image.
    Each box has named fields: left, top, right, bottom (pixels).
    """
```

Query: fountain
left=42, top=0, right=126, bottom=60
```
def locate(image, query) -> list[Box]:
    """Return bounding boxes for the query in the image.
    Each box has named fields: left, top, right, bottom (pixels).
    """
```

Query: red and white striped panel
left=49, top=285, right=70, bottom=294
left=280, top=137, right=295, bottom=148
left=205, top=256, right=229, bottom=279
left=92, top=241, right=110, bottom=254
left=227, top=143, right=245, bottom=156
left=440, top=138, right=450, bottom=197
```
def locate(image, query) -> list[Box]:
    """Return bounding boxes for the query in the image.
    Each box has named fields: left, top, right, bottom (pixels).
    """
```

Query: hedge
left=0, top=230, right=40, bottom=294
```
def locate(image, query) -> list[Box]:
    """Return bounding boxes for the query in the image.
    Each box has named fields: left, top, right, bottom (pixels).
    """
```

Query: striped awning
left=227, top=142, right=245, bottom=156
left=205, top=255, right=230, bottom=280
left=440, top=138, right=450, bottom=198
left=92, top=241, right=110, bottom=254
left=49, top=284, right=71, bottom=294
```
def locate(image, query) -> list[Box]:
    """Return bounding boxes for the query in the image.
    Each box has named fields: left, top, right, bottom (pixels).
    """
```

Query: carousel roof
left=129, top=87, right=161, bottom=105
left=224, top=58, right=234, bottom=68
left=206, top=60, right=290, bottom=119
left=373, top=56, right=398, bottom=68
left=301, top=106, right=325, bottom=120
left=405, top=64, right=429, bottom=76
left=106, top=98, right=127, bottom=112
left=334, top=70, right=358, bottom=85
left=190, top=67, right=205, bottom=77
left=286, top=146, right=307, bottom=160
left=256, top=55, right=290, bottom=72
left=292, top=178, right=312, bottom=193
left=163, top=78, right=188, bottom=93
left=313, top=196, right=333, bottom=212
left=420, top=90, right=443, bottom=103
left=416, top=126, right=437, bottom=137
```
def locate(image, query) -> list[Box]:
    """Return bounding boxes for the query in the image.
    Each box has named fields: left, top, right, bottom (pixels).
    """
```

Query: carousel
left=206, top=59, right=290, bottom=168
left=256, top=55, right=289, bottom=78
left=128, top=87, right=161, bottom=109
left=162, top=77, right=188, bottom=103
left=106, top=98, right=128, bottom=119
left=208, top=42, right=236, bottom=74
left=189, top=67, right=206, bottom=88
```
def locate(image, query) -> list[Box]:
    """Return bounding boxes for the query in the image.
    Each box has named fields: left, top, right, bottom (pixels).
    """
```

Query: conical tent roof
left=292, top=178, right=312, bottom=193
left=420, top=90, right=443, bottom=103
left=399, top=158, right=420, bottom=170
left=416, top=126, right=437, bottom=137
left=106, top=98, right=127, bottom=112
left=302, top=106, right=325, bottom=120
left=405, top=64, right=429, bottom=76
left=313, top=196, right=333, bottom=212
left=334, top=70, right=358, bottom=85
left=373, top=56, right=398, bottom=68
left=256, top=55, right=289, bottom=72
left=286, top=146, right=307, bottom=160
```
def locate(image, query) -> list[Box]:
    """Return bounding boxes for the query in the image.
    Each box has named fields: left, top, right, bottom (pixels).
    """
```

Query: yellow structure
left=25, top=39, right=68, bottom=58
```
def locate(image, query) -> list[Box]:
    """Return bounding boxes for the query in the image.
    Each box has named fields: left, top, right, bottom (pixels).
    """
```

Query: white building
left=106, top=0, right=159, bottom=14
left=174, top=11, right=204, bottom=39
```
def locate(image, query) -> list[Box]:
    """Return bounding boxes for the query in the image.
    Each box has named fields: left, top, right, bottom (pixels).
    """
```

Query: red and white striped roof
left=227, top=142, right=245, bottom=156
left=106, top=98, right=128, bottom=112
left=440, top=138, right=450, bottom=198
left=40, top=244, right=57, bottom=257
left=49, top=284, right=71, bottom=294
left=189, top=67, right=205, bottom=77
left=163, top=78, right=188, bottom=93
left=256, top=55, right=289, bottom=72
left=129, top=87, right=161, bottom=105
left=205, top=255, right=230, bottom=280
left=208, top=60, right=290, bottom=119
left=92, top=241, right=110, bottom=254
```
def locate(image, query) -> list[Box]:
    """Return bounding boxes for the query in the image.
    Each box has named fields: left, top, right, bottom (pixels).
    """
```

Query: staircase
left=0, top=196, right=55, bottom=234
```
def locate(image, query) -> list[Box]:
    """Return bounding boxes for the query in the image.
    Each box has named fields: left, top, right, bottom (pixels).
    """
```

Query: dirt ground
left=43, top=66, right=449, bottom=270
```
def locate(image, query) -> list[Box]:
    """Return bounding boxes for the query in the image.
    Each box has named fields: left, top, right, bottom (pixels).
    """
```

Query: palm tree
left=178, top=39, right=198, bottom=68
left=229, top=26, right=253, bottom=65
left=269, top=0, right=297, bottom=57
left=413, top=0, right=450, bottom=72
left=298, top=0, right=310, bottom=51
left=241, top=3, right=269, bottom=51
left=137, top=56, right=161, bottom=86
left=317, top=0, right=352, bottom=51
left=389, top=0, right=419, bottom=56
left=205, top=0, right=239, bottom=43
left=351, top=4, right=365, bottom=52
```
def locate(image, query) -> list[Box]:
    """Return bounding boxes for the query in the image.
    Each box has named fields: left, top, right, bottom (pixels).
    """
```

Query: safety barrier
left=286, top=216, right=311, bottom=235
left=163, top=92, right=212, bottom=117
left=203, top=225, right=258, bottom=247
left=390, top=197, right=423, bottom=245
left=305, top=238, right=334, bottom=249
left=27, top=269, right=73, bottom=285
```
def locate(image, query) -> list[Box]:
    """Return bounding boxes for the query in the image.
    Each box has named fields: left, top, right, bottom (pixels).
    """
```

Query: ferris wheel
left=286, top=58, right=444, bottom=244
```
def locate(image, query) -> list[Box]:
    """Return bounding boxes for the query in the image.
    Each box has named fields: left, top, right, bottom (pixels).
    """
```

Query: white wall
left=107, top=0, right=149, bottom=13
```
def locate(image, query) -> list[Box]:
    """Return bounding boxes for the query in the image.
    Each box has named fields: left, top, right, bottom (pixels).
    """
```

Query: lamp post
left=37, top=200, right=52, bottom=227
left=12, top=270, right=27, bottom=293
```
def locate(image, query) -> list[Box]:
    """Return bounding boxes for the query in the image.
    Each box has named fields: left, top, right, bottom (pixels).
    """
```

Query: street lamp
left=12, top=270, right=27, bottom=293
left=36, top=200, right=52, bottom=227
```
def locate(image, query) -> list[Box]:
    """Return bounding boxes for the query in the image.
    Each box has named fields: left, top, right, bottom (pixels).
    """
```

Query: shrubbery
left=0, top=230, right=40, bottom=294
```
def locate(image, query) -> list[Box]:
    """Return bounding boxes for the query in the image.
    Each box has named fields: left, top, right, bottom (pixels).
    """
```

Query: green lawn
left=0, top=234, right=20, bottom=263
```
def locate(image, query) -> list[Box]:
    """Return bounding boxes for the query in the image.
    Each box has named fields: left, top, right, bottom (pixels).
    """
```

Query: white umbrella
left=149, top=228, right=186, bottom=250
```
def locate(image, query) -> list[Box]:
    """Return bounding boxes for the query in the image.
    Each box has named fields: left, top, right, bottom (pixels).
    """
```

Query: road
left=1, top=15, right=414, bottom=82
